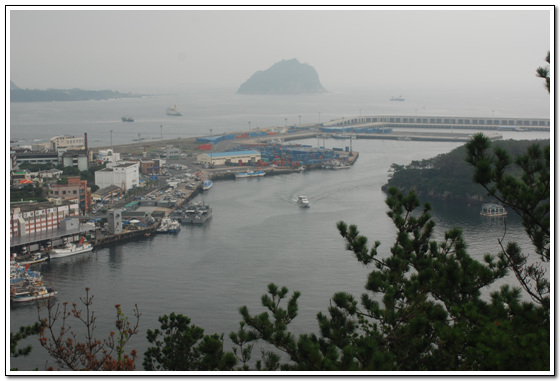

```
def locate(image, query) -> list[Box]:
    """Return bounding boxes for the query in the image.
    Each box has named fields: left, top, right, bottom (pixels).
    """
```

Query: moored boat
left=168, top=220, right=181, bottom=234
left=234, top=169, right=265, bottom=178
left=480, top=203, right=507, bottom=217
left=202, top=179, right=213, bottom=190
left=15, top=251, right=50, bottom=265
left=157, top=217, right=171, bottom=233
left=11, top=286, right=57, bottom=303
left=50, top=237, right=93, bottom=259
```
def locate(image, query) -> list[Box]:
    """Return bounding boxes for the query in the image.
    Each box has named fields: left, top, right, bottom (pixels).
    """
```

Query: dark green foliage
left=143, top=313, right=235, bottom=371
left=227, top=187, right=549, bottom=371
left=10, top=322, right=43, bottom=359
left=385, top=139, right=549, bottom=202
left=466, top=133, right=550, bottom=307
left=10, top=183, right=48, bottom=202
left=536, top=51, right=550, bottom=93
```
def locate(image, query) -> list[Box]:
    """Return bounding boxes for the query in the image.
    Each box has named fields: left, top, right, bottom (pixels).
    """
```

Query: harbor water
left=9, top=86, right=550, bottom=371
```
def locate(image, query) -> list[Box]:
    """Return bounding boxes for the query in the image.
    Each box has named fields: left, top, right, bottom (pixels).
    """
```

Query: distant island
left=383, top=139, right=549, bottom=202
left=10, top=81, right=142, bottom=102
left=237, top=59, right=327, bottom=95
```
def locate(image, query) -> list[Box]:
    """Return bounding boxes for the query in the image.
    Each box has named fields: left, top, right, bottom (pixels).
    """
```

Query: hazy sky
left=8, top=6, right=552, bottom=93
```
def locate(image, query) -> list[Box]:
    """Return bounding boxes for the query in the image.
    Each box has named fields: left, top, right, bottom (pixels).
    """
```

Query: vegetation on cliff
left=237, top=59, right=326, bottom=95
left=384, top=139, right=549, bottom=202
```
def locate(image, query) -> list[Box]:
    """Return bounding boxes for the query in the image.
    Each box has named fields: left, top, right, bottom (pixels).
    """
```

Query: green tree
left=536, top=51, right=550, bottom=93
left=228, top=187, right=548, bottom=371
left=465, top=133, right=550, bottom=307
left=143, top=313, right=236, bottom=371
left=10, top=322, right=44, bottom=370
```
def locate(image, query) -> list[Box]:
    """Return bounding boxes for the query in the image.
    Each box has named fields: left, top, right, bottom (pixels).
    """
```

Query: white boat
left=202, top=179, right=213, bottom=190
left=168, top=220, right=181, bottom=234
left=390, top=95, right=405, bottom=101
left=234, top=170, right=266, bottom=178
left=297, top=195, right=310, bottom=208
left=50, top=238, right=93, bottom=259
left=11, top=285, right=57, bottom=303
left=480, top=203, right=508, bottom=217
left=15, top=251, right=50, bottom=265
left=157, top=217, right=171, bottom=233
left=166, top=105, right=182, bottom=116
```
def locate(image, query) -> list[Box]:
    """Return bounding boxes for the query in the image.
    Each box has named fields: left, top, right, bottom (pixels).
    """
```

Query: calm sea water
left=8, top=86, right=550, bottom=371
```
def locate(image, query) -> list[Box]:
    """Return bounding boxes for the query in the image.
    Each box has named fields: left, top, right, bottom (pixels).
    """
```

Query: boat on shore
left=202, top=179, right=213, bottom=190
left=166, top=105, right=182, bottom=116
left=235, top=169, right=265, bottom=178
left=49, top=237, right=93, bottom=259
left=297, top=195, right=310, bottom=208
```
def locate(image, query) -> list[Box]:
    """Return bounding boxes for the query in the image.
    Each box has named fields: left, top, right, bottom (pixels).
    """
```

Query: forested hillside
left=383, top=139, right=549, bottom=202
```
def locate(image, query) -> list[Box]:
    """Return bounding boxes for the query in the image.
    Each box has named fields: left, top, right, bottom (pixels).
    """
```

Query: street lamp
left=285, top=118, right=287, bottom=128
left=160, top=125, right=163, bottom=141
left=298, top=115, right=301, bottom=125
left=110, top=130, right=113, bottom=149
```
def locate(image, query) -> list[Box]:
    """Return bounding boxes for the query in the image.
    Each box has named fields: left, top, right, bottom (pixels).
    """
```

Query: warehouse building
left=197, top=150, right=261, bottom=166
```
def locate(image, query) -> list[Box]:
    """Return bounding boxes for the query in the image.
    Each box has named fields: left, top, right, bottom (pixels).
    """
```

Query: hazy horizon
left=9, top=6, right=552, bottom=100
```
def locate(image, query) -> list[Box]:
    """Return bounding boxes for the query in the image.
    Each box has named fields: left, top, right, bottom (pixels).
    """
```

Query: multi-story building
left=95, top=162, right=139, bottom=192
left=139, top=160, right=160, bottom=175
left=50, top=135, right=85, bottom=150
left=10, top=200, right=80, bottom=238
left=96, top=149, right=121, bottom=167
left=13, top=151, right=59, bottom=169
left=50, top=176, right=91, bottom=213
left=166, top=145, right=181, bottom=159
left=61, top=150, right=89, bottom=171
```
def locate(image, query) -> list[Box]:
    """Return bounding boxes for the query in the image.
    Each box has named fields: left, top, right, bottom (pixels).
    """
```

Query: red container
left=198, top=144, right=212, bottom=150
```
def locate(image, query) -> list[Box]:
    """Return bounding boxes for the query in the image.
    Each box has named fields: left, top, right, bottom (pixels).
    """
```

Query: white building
left=197, top=150, right=261, bottom=166
left=97, top=149, right=121, bottom=167
left=50, top=135, right=85, bottom=150
left=95, top=162, right=139, bottom=191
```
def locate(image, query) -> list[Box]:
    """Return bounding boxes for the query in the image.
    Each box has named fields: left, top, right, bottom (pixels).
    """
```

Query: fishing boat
left=121, top=116, right=134, bottom=122
left=168, top=220, right=181, bottom=234
left=172, top=202, right=212, bottom=225
left=157, top=217, right=171, bottom=233
left=15, top=251, right=50, bottom=265
left=202, top=179, right=213, bottom=190
left=297, top=195, right=310, bottom=208
left=10, top=263, right=57, bottom=303
left=166, top=105, right=182, bottom=116
left=11, top=284, right=57, bottom=303
left=234, top=169, right=266, bottom=178
left=389, top=95, right=405, bottom=101
left=192, top=204, right=212, bottom=225
left=49, top=237, right=93, bottom=259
